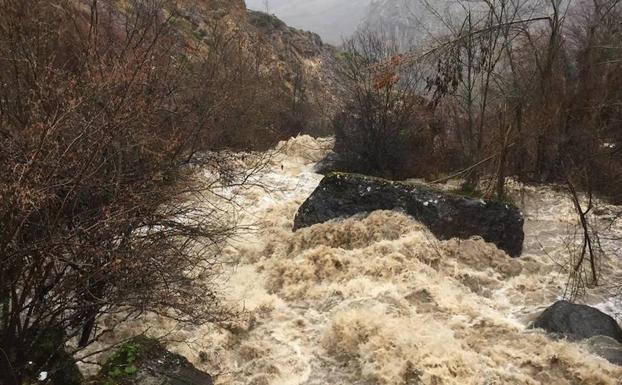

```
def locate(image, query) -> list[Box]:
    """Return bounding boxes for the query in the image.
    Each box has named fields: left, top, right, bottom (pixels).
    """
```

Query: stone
left=293, top=172, right=525, bottom=257
left=95, top=336, right=213, bottom=385
left=585, top=335, right=622, bottom=365
left=531, top=300, right=622, bottom=343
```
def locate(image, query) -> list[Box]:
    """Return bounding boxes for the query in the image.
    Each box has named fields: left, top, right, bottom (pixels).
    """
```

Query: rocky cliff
left=168, top=0, right=338, bottom=135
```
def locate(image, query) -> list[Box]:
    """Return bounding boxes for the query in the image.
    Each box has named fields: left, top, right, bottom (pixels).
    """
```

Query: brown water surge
left=89, top=136, right=622, bottom=384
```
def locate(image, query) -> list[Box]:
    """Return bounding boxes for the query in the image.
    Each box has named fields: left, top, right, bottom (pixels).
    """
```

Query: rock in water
left=532, top=301, right=622, bottom=343
left=96, top=336, right=213, bottom=385
left=586, top=336, right=622, bottom=365
left=293, top=172, right=524, bottom=257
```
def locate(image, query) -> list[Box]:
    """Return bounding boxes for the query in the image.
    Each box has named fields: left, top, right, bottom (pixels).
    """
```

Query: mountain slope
left=246, top=0, right=372, bottom=44
left=154, top=0, right=339, bottom=140
left=360, top=0, right=465, bottom=48
left=245, top=0, right=467, bottom=49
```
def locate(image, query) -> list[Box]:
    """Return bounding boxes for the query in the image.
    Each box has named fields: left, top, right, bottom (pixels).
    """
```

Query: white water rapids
left=90, top=135, right=622, bottom=384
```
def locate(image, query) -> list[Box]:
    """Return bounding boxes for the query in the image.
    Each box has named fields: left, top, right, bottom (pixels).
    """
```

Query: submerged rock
left=95, top=336, right=213, bottom=385
left=585, top=335, right=622, bottom=365
left=293, top=172, right=524, bottom=257
left=532, top=300, right=622, bottom=343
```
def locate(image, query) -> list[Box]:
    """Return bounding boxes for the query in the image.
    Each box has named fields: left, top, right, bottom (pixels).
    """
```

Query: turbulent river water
left=91, top=135, right=622, bottom=384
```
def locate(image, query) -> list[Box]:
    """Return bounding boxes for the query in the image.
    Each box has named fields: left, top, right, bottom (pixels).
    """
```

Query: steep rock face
left=170, top=1, right=338, bottom=135
left=246, top=10, right=338, bottom=130
left=532, top=301, right=622, bottom=343
left=206, top=0, right=246, bottom=11
left=248, top=11, right=325, bottom=58
left=173, top=1, right=333, bottom=63
left=293, top=172, right=525, bottom=257
left=361, top=0, right=425, bottom=48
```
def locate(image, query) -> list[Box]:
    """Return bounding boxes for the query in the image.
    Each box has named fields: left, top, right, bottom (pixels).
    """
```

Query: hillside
left=246, top=0, right=372, bottom=44
left=70, top=0, right=338, bottom=143
left=167, top=0, right=338, bottom=137
left=244, top=10, right=339, bottom=135
left=4, top=1, right=622, bottom=385
left=245, top=0, right=474, bottom=49
left=170, top=0, right=335, bottom=80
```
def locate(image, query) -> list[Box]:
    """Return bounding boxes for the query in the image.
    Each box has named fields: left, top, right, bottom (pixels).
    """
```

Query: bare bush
left=0, top=1, right=267, bottom=384
left=330, top=30, right=438, bottom=179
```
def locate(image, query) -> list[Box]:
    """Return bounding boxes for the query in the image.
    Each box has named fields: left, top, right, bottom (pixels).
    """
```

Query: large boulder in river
left=585, top=335, right=622, bottom=365
left=293, top=172, right=525, bottom=257
left=95, top=336, right=213, bottom=385
left=532, top=300, right=622, bottom=343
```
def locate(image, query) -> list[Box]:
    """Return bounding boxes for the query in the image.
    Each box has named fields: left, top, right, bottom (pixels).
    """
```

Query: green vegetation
left=97, top=337, right=159, bottom=385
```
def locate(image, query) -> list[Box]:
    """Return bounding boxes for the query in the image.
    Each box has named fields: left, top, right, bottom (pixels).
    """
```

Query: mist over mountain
left=360, top=0, right=465, bottom=48
left=246, top=0, right=465, bottom=48
left=251, top=0, right=555, bottom=51
left=246, top=0, right=372, bottom=44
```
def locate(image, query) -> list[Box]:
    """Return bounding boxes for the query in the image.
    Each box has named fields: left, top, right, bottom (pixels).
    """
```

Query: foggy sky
left=245, top=0, right=373, bottom=44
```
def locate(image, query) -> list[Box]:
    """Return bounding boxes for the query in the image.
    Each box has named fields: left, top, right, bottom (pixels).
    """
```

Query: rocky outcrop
left=169, top=3, right=338, bottom=137
left=95, top=336, right=213, bottom=385
left=245, top=10, right=338, bottom=135
left=531, top=301, right=622, bottom=365
left=531, top=301, right=622, bottom=342
left=293, top=172, right=525, bottom=257
left=247, top=11, right=325, bottom=58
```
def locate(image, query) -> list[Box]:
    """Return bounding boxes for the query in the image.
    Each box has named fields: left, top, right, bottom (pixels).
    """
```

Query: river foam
left=89, top=135, right=622, bottom=384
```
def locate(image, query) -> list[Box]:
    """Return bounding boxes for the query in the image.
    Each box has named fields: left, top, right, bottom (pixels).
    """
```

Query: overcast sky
left=245, top=0, right=373, bottom=44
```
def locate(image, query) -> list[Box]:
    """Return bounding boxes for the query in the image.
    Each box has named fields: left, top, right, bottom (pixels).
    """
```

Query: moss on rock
left=294, top=172, right=525, bottom=257
left=93, top=336, right=213, bottom=385
left=96, top=337, right=159, bottom=385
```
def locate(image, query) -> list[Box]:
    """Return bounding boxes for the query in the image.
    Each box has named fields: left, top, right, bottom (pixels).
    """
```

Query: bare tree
left=0, top=1, right=272, bottom=384
left=563, top=174, right=602, bottom=299
left=330, top=30, right=435, bottom=179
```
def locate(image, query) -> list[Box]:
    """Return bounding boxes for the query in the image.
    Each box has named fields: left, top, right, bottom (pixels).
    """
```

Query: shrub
left=330, top=31, right=438, bottom=179
left=0, top=1, right=260, bottom=383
